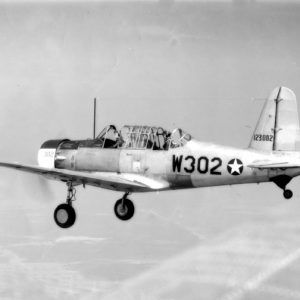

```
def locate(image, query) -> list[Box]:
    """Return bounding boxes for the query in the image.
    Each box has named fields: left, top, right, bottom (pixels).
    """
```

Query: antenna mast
left=93, top=98, right=97, bottom=139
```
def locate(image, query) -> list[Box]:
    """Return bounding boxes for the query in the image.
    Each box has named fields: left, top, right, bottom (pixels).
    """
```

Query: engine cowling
left=37, top=139, right=69, bottom=168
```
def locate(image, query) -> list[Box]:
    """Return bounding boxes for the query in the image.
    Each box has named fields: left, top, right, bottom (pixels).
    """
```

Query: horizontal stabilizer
left=248, top=160, right=300, bottom=169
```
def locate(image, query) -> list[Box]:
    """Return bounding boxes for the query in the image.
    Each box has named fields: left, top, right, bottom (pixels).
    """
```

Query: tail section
left=249, top=86, right=300, bottom=151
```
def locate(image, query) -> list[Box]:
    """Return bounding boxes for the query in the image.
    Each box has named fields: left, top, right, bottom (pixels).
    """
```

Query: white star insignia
left=227, top=159, right=243, bottom=175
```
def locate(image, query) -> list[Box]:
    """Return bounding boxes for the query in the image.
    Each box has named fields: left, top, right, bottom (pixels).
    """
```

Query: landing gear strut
left=271, top=175, right=293, bottom=200
left=53, top=185, right=135, bottom=226
left=114, top=192, right=135, bottom=221
left=54, top=182, right=77, bottom=228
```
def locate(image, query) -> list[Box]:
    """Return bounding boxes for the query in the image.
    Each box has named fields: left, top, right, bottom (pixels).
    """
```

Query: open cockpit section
left=120, top=126, right=168, bottom=150
left=90, top=125, right=192, bottom=150
left=119, top=125, right=192, bottom=150
left=169, top=128, right=192, bottom=148
left=93, top=125, right=192, bottom=150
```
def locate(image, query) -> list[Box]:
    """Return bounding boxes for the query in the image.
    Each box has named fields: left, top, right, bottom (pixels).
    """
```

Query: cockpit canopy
left=95, top=125, right=192, bottom=150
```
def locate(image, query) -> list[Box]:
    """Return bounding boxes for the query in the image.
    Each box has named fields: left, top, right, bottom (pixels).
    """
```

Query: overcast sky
left=0, top=1, right=300, bottom=299
left=1, top=0, right=300, bottom=161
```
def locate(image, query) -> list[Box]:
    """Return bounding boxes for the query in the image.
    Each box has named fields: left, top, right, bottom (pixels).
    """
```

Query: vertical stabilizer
left=249, top=87, right=300, bottom=151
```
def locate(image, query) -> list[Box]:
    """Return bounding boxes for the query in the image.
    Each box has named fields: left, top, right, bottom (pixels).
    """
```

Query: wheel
left=114, top=199, right=135, bottom=221
left=283, top=189, right=293, bottom=200
left=54, top=203, right=76, bottom=228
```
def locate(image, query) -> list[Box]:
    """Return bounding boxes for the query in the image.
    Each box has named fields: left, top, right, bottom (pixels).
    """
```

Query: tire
left=114, top=199, right=135, bottom=221
left=283, top=189, right=293, bottom=200
left=54, top=203, right=76, bottom=228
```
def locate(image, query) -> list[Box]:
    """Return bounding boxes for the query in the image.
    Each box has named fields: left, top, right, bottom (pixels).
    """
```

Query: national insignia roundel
left=227, top=158, right=243, bottom=175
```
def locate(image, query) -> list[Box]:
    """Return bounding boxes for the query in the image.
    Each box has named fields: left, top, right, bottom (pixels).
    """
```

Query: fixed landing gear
left=114, top=192, right=135, bottom=221
left=53, top=185, right=135, bottom=228
left=272, top=175, right=293, bottom=200
left=54, top=182, right=77, bottom=229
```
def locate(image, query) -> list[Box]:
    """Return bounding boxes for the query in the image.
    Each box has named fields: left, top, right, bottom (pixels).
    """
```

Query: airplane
left=0, top=86, right=299, bottom=229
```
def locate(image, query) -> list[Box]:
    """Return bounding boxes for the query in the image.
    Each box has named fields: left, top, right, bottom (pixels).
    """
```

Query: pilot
left=163, top=132, right=171, bottom=150
left=115, top=134, right=124, bottom=148
left=146, top=139, right=153, bottom=149
left=152, top=138, right=160, bottom=150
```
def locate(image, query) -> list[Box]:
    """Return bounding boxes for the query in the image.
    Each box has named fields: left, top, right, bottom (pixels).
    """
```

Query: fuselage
left=38, top=138, right=300, bottom=192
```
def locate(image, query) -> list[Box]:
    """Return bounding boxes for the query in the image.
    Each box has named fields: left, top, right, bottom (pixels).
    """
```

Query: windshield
left=95, top=125, right=120, bottom=148
left=96, top=125, right=118, bottom=140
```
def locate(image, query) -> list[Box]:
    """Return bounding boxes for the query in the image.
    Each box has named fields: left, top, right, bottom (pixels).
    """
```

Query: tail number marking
left=172, top=155, right=222, bottom=175
left=253, top=134, right=273, bottom=142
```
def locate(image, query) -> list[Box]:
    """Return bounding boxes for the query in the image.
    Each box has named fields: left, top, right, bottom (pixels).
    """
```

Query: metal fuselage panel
left=75, top=147, right=120, bottom=172
left=167, top=140, right=300, bottom=189
left=55, top=149, right=77, bottom=170
left=119, top=149, right=169, bottom=174
left=169, top=140, right=267, bottom=188
left=52, top=139, right=300, bottom=191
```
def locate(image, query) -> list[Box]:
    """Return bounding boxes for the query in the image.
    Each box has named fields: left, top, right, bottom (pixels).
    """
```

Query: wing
left=0, top=162, right=169, bottom=192
left=248, top=160, right=300, bottom=169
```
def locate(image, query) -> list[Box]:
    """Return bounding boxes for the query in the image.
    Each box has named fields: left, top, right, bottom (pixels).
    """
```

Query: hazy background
left=0, top=1, right=300, bottom=299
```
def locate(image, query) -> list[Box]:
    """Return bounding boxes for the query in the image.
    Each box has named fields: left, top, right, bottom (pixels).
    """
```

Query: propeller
left=20, top=174, right=56, bottom=203
left=38, top=176, right=55, bottom=202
